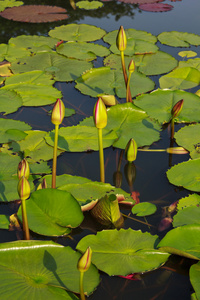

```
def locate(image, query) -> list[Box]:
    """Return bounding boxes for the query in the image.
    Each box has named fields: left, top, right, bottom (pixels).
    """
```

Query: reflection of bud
left=18, top=176, right=30, bottom=201
left=158, top=217, right=172, bottom=232
left=171, top=99, right=184, bottom=119
left=93, top=97, right=107, bottom=129
left=51, top=98, right=65, bottom=125
left=116, top=26, right=127, bottom=52
left=128, top=59, right=135, bottom=73
left=125, top=138, right=137, bottom=162
left=124, top=162, right=136, bottom=187
left=17, top=159, right=30, bottom=180
left=113, top=171, right=123, bottom=188
left=77, top=247, right=92, bottom=273
left=37, top=178, right=47, bottom=190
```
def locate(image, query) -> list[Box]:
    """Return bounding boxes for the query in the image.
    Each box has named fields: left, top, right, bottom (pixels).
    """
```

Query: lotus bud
left=77, top=247, right=92, bottom=273
left=17, top=159, right=30, bottom=180
left=116, top=26, right=127, bottom=52
left=18, top=176, right=30, bottom=201
left=171, top=99, right=184, bottom=119
left=128, top=59, right=135, bottom=73
left=51, top=98, right=65, bottom=126
left=37, top=178, right=47, bottom=190
left=125, top=138, right=137, bottom=162
left=93, top=97, right=107, bottom=129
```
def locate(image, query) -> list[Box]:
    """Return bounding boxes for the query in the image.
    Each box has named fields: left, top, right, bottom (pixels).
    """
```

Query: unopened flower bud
left=17, top=159, right=30, bottom=179
left=37, top=178, right=47, bottom=190
left=93, top=97, right=107, bottom=129
left=77, top=247, right=92, bottom=273
left=128, top=59, right=135, bottom=73
left=125, top=138, right=137, bottom=162
left=116, top=26, right=127, bottom=52
left=171, top=99, right=184, bottom=119
left=51, top=98, right=65, bottom=126
left=18, top=176, right=30, bottom=201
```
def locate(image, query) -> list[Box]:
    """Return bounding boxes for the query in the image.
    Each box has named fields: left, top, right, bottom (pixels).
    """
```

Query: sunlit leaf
left=158, top=31, right=200, bottom=47
left=177, top=194, right=200, bottom=211
left=0, top=42, right=28, bottom=62
left=0, top=0, right=23, bottom=13
left=190, top=261, right=200, bottom=300
left=173, top=206, right=200, bottom=227
left=0, top=118, right=31, bottom=143
left=76, top=1, right=103, bottom=9
left=178, top=51, right=197, bottom=58
left=131, top=202, right=157, bottom=217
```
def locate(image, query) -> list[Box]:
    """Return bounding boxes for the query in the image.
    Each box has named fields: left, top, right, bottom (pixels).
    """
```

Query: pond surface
left=0, top=0, right=200, bottom=299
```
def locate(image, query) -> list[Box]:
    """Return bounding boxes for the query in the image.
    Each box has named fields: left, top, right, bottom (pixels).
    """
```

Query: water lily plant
left=77, top=247, right=92, bottom=300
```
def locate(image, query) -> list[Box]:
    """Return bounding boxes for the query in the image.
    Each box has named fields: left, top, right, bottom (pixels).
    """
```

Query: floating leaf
left=76, top=228, right=170, bottom=276
left=158, top=31, right=200, bottom=47
left=0, top=42, right=29, bottom=63
left=0, top=240, right=100, bottom=298
left=177, top=194, right=200, bottom=210
left=173, top=206, right=200, bottom=227
left=0, top=61, right=12, bottom=76
left=167, top=158, right=200, bottom=192
left=0, top=118, right=31, bottom=143
left=0, top=215, right=10, bottom=229
left=190, top=262, right=200, bottom=300
left=158, top=224, right=200, bottom=260
left=131, top=202, right=157, bottom=217
left=139, top=3, right=173, bottom=12
left=178, top=58, right=200, bottom=71
left=49, top=24, right=106, bottom=42
left=0, top=5, right=68, bottom=23
left=159, top=67, right=200, bottom=90
left=18, top=189, right=84, bottom=236
left=135, top=89, right=200, bottom=124
left=11, top=52, right=93, bottom=82
left=178, top=51, right=197, bottom=58
left=76, top=1, right=103, bottom=9
left=0, top=153, right=21, bottom=181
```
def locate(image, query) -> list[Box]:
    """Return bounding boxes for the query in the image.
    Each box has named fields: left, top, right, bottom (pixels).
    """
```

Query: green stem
left=98, top=128, right=105, bottom=183
left=126, top=72, right=132, bottom=103
left=52, top=124, right=59, bottom=188
left=120, top=51, right=132, bottom=102
left=171, top=118, right=175, bottom=140
left=21, top=199, right=30, bottom=240
left=79, top=271, right=85, bottom=300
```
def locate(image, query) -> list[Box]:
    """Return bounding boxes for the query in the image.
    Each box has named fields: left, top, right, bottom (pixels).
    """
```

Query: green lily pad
left=0, top=118, right=31, bottom=143
left=0, top=215, right=10, bottom=229
left=175, top=124, right=200, bottom=159
left=177, top=194, right=200, bottom=210
left=56, top=41, right=109, bottom=61
left=0, top=42, right=28, bottom=62
left=178, top=58, right=200, bottom=71
left=49, top=24, right=106, bottom=42
left=167, top=158, right=200, bottom=192
left=18, top=189, right=84, bottom=236
left=0, top=153, right=21, bottom=181
left=159, top=67, right=200, bottom=90
left=80, top=103, right=161, bottom=149
left=0, top=88, right=23, bottom=115
left=104, top=28, right=158, bottom=55
left=0, top=240, right=100, bottom=298
left=131, top=202, right=157, bottom=217
left=135, top=89, right=200, bottom=124
left=76, top=228, right=170, bottom=276
left=190, top=261, right=200, bottom=300
left=76, top=1, right=103, bottom=9
left=75, top=67, right=154, bottom=98
left=158, top=224, right=200, bottom=260
left=178, top=51, right=197, bottom=58
left=11, top=52, right=93, bottom=82
left=173, top=206, right=200, bottom=227
left=104, top=51, right=177, bottom=76
left=157, top=31, right=200, bottom=47
left=0, top=0, right=23, bottom=12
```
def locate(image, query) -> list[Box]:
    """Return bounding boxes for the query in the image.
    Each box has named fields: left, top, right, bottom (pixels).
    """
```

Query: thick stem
left=126, top=73, right=132, bottom=103
left=79, top=272, right=85, bottom=300
left=120, top=51, right=132, bottom=102
left=21, top=199, right=30, bottom=240
left=52, top=125, right=59, bottom=188
left=98, top=128, right=105, bottom=183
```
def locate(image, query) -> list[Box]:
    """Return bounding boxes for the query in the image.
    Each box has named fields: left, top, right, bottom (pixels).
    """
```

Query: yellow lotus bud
left=51, top=98, right=65, bottom=125
left=116, top=26, right=127, bottom=52
left=93, top=97, right=107, bottom=129
left=125, top=138, right=137, bottom=162
left=128, top=59, right=135, bottom=73
left=37, top=178, right=47, bottom=190
left=77, top=247, right=92, bottom=273
left=18, top=176, right=30, bottom=201
left=17, top=159, right=30, bottom=179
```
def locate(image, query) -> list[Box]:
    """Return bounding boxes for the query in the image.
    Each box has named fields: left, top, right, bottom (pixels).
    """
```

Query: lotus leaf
left=76, top=1, right=103, bottom=9
left=0, top=42, right=28, bottom=62
left=178, top=51, right=197, bottom=58
left=0, top=118, right=31, bottom=143
left=157, top=31, right=200, bottom=47
left=0, top=240, right=100, bottom=298
left=190, top=262, right=200, bottom=300
left=177, top=194, right=200, bottom=210
left=0, top=215, right=10, bottom=229
left=0, top=62, right=12, bottom=76
left=173, top=206, right=200, bottom=227
left=178, top=58, right=200, bottom=72
left=131, top=202, right=157, bottom=217
left=158, top=224, right=200, bottom=260
left=0, top=0, right=23, bottom=12
left=77, top=228, right=170, bottom=276
left=49, top=24, right=106, bottom=42
left=0, top=89, right=23, bottom=114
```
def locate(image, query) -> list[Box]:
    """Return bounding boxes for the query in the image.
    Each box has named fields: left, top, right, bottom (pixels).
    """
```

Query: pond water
left=0, top=0, right=200, bottom=299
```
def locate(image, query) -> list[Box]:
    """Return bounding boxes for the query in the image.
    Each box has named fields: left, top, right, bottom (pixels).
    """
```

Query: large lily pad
left=135, top=89, right=200, bottom=124
left=0, top=118, right=31, bottom=143
left=178, top=58, right=200, bottom=71
left=18, top=189, right=84, bottom=236
left=0, top=89, right=23, bottom=115
left=80, top=103, right=161, bottom=149
left=10, top=52, right=93, bottom=82
left=167, top=158, right=200, bottom=192
left=177, top=194, right=200, bottom=210
left=76, top=228, right=170, bottom=276
left=49, top=24, right=106, bottom=42
left=173, top=206, right=200, bottom=227
left=158, top=224, right=200, bottom=260
left=75, top=67, right=154, bottom=98
left=0, top=153, right=21, bottom=181
left=190, top=262, right=200, bottom=300
left=0, top=42, right=28, bottom=62
left=0, top=240, right=100, bottom=298
left=157, top=31, right=200, bottom=47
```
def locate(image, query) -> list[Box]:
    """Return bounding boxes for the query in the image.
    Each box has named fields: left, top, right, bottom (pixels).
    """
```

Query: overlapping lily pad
left=157, top=31, right=200, bottom=47
left=0, top=0, right=23, bottom=12
left=135, top=89, right=200, bottom=124
left=190, top=262, right=200, bottom=300
left=0, top=240, right=100, bottom=298
left=173, top=206, right=200, bottom=227
left=177, top=194, right=200, bottom=210
left=76, top=228, right=170, bottom=276
left=0, top=42, right=28, bottom=62
left=0, top=118, right=31, bottom=143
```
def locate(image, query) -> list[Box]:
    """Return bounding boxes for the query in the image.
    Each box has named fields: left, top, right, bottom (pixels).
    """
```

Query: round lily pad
left=76, top=1, right=103, bottom=9
left=131, top=202, right=157, bottom=217
left=157, top=31, right=200, bottom=47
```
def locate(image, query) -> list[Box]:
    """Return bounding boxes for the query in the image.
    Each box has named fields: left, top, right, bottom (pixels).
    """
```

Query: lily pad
left=158, top=224, right=200, bottom=260
left=76, top=1, right=103, bottom=9
left=159, top=67, right=200, bottom=90
left=178, top=58, right=200, bottom=71
left=75, top=67, right=154, bottom=98
left=11, top=52, right=93, bottom=82
left=0, top=215, right=10, bottom=229
left=49, top=24, right=106, bottom=42
left=178, top=51, right=197, bottom=58
left=139, top=3, right=173, bottom=12
left=167, top=158, right=200, bottom=192
left=157, top=31, right=200, bottom=47
left=0, top=89, right=23, bottom=115
left=18, top=189, right=84, bottom=236
left=0, top=42, right=28, bottom=63
left=177, top=194, right=200, bottom=210
left=131, top=202, right=157, bottom=217
left=0, top=0, right=23, bottom=12
left=0, top=240, right=100, bottom=298
left=0, top=118, right=31, bottom=143
left=173, top=206, right=200, bottom=227
left=190, top=261, right=200, bottom=300
left=0, top=153, right=21, bottom=181
left=76, top=228, right=170, bottom=276
left=135, top=89, right=200, bottom=124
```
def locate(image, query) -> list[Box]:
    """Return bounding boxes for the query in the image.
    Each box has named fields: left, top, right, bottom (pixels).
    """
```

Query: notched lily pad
left=158, top=31, right=200, bottom=47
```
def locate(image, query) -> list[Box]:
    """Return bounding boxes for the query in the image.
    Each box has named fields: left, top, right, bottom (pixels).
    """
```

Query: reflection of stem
left=79, top=272, right=85, bottom=300
left=117, top=150, right=124, bottom=171
left=143, top=216, right=151, bottom=231
left=98, top=128, right=105, bottom=183
left=171, top=118, right=175, bottom=140
left=52, top=124, right=59, bottom=188
left=122, top=213, right=156, bottom=228
left=169, top=139, right=174, bottom=168
left=21, top=199, right=30, bottom=240
left=120, top=51, right=132, bottom=102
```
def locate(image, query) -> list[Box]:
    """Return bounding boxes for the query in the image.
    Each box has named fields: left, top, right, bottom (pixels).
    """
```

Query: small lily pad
left=131, top=202, right=157, bottom=217
left=76, top=1, right=103, bottom=9
left=178, top=51, right=197, bottom=58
